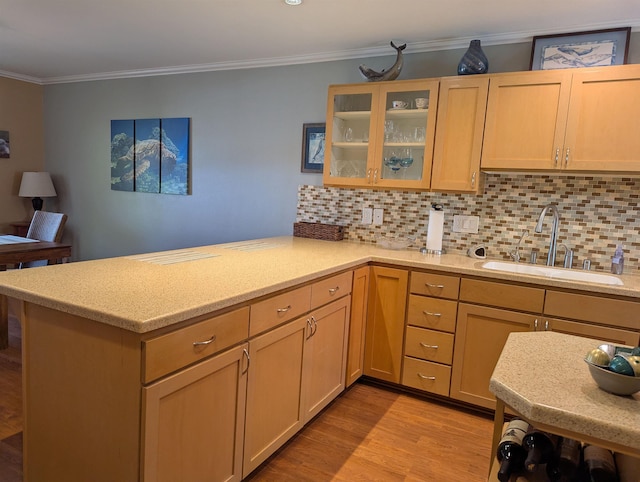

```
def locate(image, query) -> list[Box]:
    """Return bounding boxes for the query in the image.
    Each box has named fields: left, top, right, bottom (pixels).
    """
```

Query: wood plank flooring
left=246, top=382, right=493, bottom=481
left=0, top=308, right=494, bottom=481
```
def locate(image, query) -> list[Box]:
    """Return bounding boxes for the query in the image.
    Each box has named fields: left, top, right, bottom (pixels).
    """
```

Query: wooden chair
left=20, top=211, right=68, bottom=268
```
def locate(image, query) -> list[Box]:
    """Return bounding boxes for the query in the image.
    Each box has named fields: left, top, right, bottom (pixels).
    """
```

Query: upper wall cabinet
left=431, top=76, right=489, bottom=193
left=481, top=64, right=640, bottom=173
left=323, top=79, right=439, bottom=189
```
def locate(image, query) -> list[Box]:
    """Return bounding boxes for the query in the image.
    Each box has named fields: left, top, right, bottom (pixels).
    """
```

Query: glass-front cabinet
left=323, top=79, right=439, bottom=189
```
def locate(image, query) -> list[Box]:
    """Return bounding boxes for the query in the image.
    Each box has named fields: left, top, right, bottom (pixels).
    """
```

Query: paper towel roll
left=426, top=208, right=444, bottom=253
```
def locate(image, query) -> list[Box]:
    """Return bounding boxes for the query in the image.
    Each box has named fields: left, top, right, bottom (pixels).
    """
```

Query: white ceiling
left=1, top=0, right=639, bottom=84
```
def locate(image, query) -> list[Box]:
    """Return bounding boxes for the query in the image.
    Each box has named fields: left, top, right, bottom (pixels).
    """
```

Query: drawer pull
left=419, top=343, right=439, bottom=349
left=193, top=335, right=217, bottom=347
left=328, top=287, right=340, bottom=295
left=422, top=310, right=442, bottom=317
left=276, top=305, right=292, bottom=313
left=425, top=283, right=444, bottom=289
left=417, top=373, right=436, bottom=380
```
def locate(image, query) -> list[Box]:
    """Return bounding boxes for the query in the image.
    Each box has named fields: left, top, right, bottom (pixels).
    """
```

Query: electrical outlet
left=452, top=215, right=479, bottom=233
left=373, top=208, right=384, bottom=225
left=361, top=207, right=373, bottom=225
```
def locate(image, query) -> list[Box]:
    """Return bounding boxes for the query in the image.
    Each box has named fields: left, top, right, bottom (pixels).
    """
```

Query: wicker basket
left=293, top=222, right=345, bottom=241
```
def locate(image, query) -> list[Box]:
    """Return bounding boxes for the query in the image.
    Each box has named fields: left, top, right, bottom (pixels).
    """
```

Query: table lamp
left=18, top=172, right=57, bottom=211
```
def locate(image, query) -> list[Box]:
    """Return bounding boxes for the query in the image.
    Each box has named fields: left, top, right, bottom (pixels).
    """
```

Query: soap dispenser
left=611, top=244, right=624, bottom=275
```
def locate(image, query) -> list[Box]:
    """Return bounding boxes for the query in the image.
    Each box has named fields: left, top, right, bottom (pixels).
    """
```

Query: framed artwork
left=110, top=117, right=190, bottom=195
left=530, top=27, right=631, bottom=70
left=301, top=123, right=325, bottom=173
left=0, top=130, right=9, bottom=158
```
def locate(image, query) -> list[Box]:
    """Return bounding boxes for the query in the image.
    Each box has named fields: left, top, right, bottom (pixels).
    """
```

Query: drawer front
left=250, top=285, right=312, bottom=337
left=407, top=295, right=457, bottom=333
left=310, top=271, right=353, bottom=310
left=460, top=278, right=544, bottom=313
left=143, top=306, right=250, bottom=383
left=410, top=272, right=460, bottom=299
left=402, top=357, right=451, bottom=397
left=404, top=326, right=454, bottom=364
left=545, top=291, right=639, bottom=331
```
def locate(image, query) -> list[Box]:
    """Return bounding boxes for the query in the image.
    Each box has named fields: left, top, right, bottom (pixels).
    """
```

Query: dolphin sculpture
left=359, top=41, right=406, bottom=82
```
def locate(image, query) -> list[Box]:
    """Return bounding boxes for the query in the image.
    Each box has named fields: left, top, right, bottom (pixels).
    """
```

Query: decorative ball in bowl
left=584, top=358, right=640, bottom=396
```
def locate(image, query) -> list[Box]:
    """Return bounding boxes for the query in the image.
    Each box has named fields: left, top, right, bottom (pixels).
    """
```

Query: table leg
left=0, top=294, right=8, bottom=350
left=488, top=398, right=505, bottom=478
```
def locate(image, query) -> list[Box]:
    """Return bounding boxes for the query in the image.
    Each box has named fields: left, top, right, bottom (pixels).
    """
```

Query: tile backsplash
left=296, top=174, right=640, bottom=273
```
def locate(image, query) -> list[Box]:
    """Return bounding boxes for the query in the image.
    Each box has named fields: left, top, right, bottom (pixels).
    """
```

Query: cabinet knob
left=425, top=283, right=444, bottom=289
left=276, top=305, right=292, bottom=313
left=565, top=147, right=570, bottom=167
left=554, top=147, right=560, bottom=167
left=328, top=287, right=340, bottom=295
left=471, top=171, right=476, bottom=187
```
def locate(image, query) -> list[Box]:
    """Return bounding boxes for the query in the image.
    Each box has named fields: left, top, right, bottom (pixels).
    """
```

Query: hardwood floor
left=246, top=382, right=494, bottom=482
left=0, top=309, right=494, bottom=481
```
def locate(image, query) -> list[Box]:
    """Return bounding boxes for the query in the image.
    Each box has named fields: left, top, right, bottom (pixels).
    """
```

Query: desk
left=0, top=237, right=71, bottom=349
left=488, top=331, right=639, bottom=479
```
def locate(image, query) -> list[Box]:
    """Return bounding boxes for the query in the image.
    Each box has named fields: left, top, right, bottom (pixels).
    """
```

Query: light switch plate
left=373, top=208, right=384, bottom=225
left=453, top=215, right=479, bottom=233
left=361, top=207, right=373, bottom=225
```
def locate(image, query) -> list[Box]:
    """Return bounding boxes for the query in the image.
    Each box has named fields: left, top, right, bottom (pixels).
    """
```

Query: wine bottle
left=583, top=445, right=618, bottom=482
left=522, top=426, right=559, bottom=472
left=546, top=436, right=582, bottom=482
left=496, top=419, right=529, bottom=482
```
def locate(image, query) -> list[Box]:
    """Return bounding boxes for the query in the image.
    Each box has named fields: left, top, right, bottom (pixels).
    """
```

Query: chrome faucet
left=535, top=204, right=560, bottom=266
left=509, top=230, right=528, bottom=263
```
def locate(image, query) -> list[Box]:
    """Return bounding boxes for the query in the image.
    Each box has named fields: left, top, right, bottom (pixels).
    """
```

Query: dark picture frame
left=301, top=123, right=325, bottom=173
left=530, top=27, right=631, bottom=71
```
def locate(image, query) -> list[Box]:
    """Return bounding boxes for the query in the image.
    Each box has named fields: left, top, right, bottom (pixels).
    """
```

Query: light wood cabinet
left=141, top=344, right=248, bottom=482
left=323, top=79, right=439, bottom=189
left=244, top=293, right=351, bottom=476
left=243, top=316, right=307, bottom=476
left=363, top=266, right=408, bottom=383
left=431, top=75, right=489, bottom=193
left=482, top=64, right=640, bottom=172
left=542, top=290, right=640, bottom=346
left=302, top=296, right=351, bottom=422
left=450, top=303, right=537, bottom=410
left=346, top=266, right=369, bottom=387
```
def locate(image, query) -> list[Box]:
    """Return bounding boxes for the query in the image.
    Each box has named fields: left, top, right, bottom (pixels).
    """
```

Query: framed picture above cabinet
left=530, top=27, right=631, bottom=71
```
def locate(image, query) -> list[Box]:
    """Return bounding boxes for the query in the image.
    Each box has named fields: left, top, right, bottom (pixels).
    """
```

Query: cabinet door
left=142, top=343, right=248, bottom=482
left=303, top=296, right=351, bottom=422
left=545, top=318, right=639, bottom=346
left=243, top=318, right=307, bottom=476
left=375, top=80, right=439, bottom=189
left=323, top=83, right=378, bottom=187
left=346, top=266, right=369, bottom=387
left=431, top=76, right=488, bottom=192
left=363, top=266, right=408, bottom=383
left=481, top=70, right=572, bottom=170
left=450, top=303, right=536, bottom=410
left=563, top=65, right=640, bottom=171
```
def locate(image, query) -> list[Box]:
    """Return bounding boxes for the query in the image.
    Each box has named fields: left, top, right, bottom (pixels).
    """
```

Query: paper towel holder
left=423, top=203, right=445, bottom=255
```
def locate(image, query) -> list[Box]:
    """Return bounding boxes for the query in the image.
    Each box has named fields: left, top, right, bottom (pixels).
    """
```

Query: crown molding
left=3, top=22, right=638, bottom=85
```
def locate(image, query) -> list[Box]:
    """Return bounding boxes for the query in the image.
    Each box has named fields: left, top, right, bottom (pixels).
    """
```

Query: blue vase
left=458, top=40, right=489, bottom=75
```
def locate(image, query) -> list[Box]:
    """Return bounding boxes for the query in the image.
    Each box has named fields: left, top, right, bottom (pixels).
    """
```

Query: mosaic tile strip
left=296, top=175, right=640, bottom=273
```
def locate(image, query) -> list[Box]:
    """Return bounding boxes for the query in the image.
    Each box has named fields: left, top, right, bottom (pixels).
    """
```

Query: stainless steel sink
left=481, top=261, right=623, bottom=286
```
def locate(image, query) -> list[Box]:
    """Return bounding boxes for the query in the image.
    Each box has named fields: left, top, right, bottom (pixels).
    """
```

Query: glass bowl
left=376, top=235, right=414, bottom=250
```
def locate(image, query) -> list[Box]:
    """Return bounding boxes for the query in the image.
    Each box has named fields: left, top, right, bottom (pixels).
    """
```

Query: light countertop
left=490, top=331, right=639, bottom=455
left=0, top=236, right=639, bottom=333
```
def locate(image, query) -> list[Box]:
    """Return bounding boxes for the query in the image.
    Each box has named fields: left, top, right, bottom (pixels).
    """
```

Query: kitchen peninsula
left=0, top=236, right=638, bottom=481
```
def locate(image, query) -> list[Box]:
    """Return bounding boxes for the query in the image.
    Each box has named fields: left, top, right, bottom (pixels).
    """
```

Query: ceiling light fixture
left=284, top=0, right=302, bottom=5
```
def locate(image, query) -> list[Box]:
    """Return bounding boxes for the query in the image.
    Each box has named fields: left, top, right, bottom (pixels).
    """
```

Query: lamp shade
left=19, top=172, right=57, bottom=198
left=19, top=172, right=57, bottom=211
